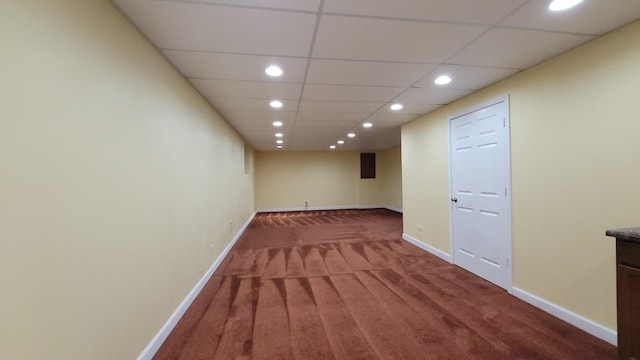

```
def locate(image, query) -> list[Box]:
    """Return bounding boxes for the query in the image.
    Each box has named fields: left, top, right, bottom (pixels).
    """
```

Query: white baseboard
left=257, top=205, right=403, bottom=213
left=137, top=212, right=257, bottom=360
left=402, top=233, right=452, bottom=263
left=402, top=234, right=617, bottom=346
left=258, top=205, right=357, bottom=213
left=511, top=287, right=617, bottom=346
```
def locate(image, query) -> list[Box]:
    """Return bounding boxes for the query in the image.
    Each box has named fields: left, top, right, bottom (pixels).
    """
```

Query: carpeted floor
left=153, top=209, right=616, bottom=359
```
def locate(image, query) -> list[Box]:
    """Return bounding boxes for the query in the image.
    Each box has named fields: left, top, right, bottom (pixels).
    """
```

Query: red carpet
left=154, top=209, right=616, bottom=359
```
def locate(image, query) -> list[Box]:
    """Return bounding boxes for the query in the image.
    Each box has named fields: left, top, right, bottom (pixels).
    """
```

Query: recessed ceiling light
left=265, top=65, right=283, bottom=77
left=330, top=145, right=336, bottom=149
left=276, top=140, right=283, bottom=144
left=272, top=121, right=283, bottom=127
left=270, top=100, right=283, bottom=108
left=549, top=0, right=583, bottom=11
left=277, top=145, right=283, bottom=149
left=363, top=122, right=373, bottom=128
left=337, top=140, right=345, bottom=145
left=347, top=133, right=356, bottom=138
left=434, top=75, right=452, bottom=85
left=390, top=103, right=403, bottom=111
left=275, top=133, right=283, bottom=138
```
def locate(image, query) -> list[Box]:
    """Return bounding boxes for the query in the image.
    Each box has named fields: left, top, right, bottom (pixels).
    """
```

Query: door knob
left=451, top=197, right=458, bottom=203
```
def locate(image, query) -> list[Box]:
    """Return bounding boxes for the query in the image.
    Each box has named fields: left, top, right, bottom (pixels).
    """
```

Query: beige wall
left=256, top=151, right=358, bottom=209
left=378, top=147, right=403, bottom=210
left=0, top=1, right=254, bottom=359
left=255, top=148, right=402, bottom=210
left=402, top=20, right=640, bottom=331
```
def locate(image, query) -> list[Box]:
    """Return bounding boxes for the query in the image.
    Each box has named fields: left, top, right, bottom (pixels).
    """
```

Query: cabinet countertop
left=606, top=227, right=640, bottom=243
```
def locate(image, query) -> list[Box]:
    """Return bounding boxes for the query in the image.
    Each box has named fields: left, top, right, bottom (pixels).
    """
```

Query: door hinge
left=506, top=257, right=509, bottom=266
left=503, top=118, right=506, bottom=127
left=504, top=187, right=507, bottom=196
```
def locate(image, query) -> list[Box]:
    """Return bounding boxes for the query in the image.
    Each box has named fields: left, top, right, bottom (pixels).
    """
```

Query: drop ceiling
left=111, top=0, right=640, bottom=151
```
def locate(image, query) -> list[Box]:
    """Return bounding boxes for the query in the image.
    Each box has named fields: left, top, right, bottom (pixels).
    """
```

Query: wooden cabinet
left=607, top=229, right=640, bottom=360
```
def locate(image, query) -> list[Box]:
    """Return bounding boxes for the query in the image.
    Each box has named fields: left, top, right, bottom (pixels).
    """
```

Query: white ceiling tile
left=340, top=127, right=402, bottom=150
left=292, top=126, right=371, bottom=145
left=216, top=109, right=297, bottom=123
left=289, top=132, right=339, bottom=141
left=191, top=79, right=302, bottom=99
left=289, top=138, right=340, bottom=151
left=232, top=129, right=294, bottom=140
left=313, top=15, right=487, bottom=63
left=501, top=0, right=640, bottom=35
left=394, top=88, right=473, bottom=105
left=305, top=126, right=401, bottom=151
left=163, top=51, right=308, bottom=82
left=359, top=124, right=399, bottom=132
left=166, top=0, right=321, bottom=12
left=243, top=132, right=295, bottom=143
left=376, top=103, right=442, bottom=115
left=208, top=97, right=298, bottom=111
left=299, top=101, right=384, bottom=113
left=228, top=117, right=295, bottom=128
left=415, top=64, right=520, bottom=90
left=323, top=0, right=527, bottom=24
left=296, top=112, right=369, bottom=124
left=302, top=84, right=404, bottom=102
left=116, top=0, right=316, bottom=55
left=290, top=131, right=339, bottom=140
left=230, top=125, right=295, bottom=138
left=112, top=0, right=639, bottom=152
left=294, top=125, right=353, bottom=134
left=449, top=28, right=594, bottom=69
left=367, top=114, right=419, bottom=125
left=290, top=130, right=340, bottom=139
left=241, top=130, right=291, bottom=139
left=306, top=59, right=436, bottom=87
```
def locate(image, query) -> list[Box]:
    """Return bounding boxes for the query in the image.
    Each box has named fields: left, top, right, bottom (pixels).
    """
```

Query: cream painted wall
left=379, top=147, right=403, bottom=210
left=255, top=148, right=402, bottom=210
left=256, top=151, right=358, bottom=209
left=0, top=1, right=254, bottom=359
left=402, top=20, right=640, bottom=331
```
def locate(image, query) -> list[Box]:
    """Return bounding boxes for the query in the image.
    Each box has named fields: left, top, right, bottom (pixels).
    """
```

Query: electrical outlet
left=228, top=220, right=233, bottom=235
left=417, top=225, right=423, bottom=232
left=305, top=201, right=308, bottom=208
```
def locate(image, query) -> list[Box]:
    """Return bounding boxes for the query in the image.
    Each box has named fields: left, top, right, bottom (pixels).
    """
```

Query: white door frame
left=447, top=94, right=513, bottom=292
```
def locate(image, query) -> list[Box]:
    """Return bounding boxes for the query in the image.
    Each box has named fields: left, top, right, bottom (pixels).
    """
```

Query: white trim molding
left=402, top=233, right=452, bottom=263
left=403, top=233, right=617, bottom=346
left=257, top=205, right=402, bottom=213
left=511, top=287, right=617, bottom=346
left=137, top=212, right=257, bottom=360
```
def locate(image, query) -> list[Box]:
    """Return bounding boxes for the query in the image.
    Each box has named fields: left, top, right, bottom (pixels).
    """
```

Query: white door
left=449, top=96, right=511, bottom=290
